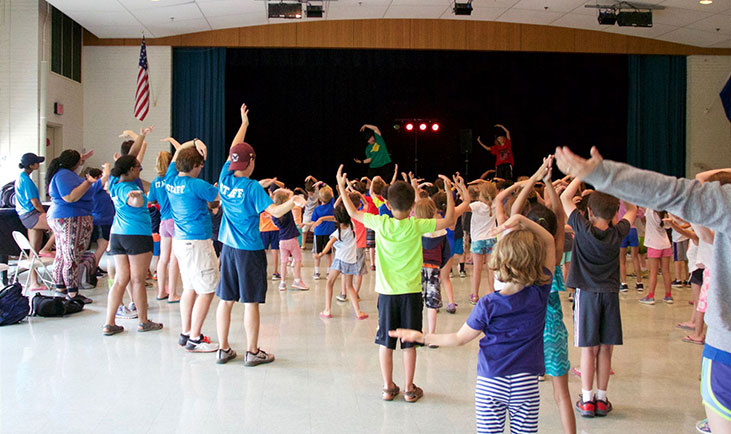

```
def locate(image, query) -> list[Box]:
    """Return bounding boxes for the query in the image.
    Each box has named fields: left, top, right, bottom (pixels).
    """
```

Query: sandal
left=319, top=312, right=332, bottom=319
left=382, top=384, right=400, bottom=401
left=404, top=385, right=424, bottom=403
left=156, top=295, right=169, bottom=301
left=682, top=335, right=704, bottom=345
left=103, top=324, right=124, bottom=336
left=356, top=312, right=369, bottom=320
left=469, top=294, right=479, bottom=305
left=138, top=320, right=163, bottom=332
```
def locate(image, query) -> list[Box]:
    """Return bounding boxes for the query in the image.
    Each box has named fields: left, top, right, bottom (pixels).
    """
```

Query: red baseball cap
left=229, top=142, right=255, bottom=171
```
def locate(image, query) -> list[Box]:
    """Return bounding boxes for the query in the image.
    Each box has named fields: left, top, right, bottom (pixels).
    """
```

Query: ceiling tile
left=128, top=3, right=205, bottom=23
left=686, top=13, right=731, bottom=36
left=472, top=0, right=521, bottom=7
left=120, top=0, right=193, bottom=9
left=652, top=7, right=713, bottom=26
left=384, top=5, right=450, bottom=18
left=709, top=38, right=731, bottom=47
left=62, top=10, right=141, bottom=27
left=207, top=13, right=267, bottom=29
left=512, top=0, right=585, bottom=13
left=85, top=25, right=149, bottom=38
left=145, top=17, right=211, bottom=37
left=47, top=0, right=127, bottom=13
left=657, top=26, right=730, bottom=46
left=551, top=12, right=605, bottom=31
left=444, top=6, right=508, bottom=20
left=325, top=4, right=389, bottom=19
left=390, top=0, right=450, bottom=5
left=495, top=8, right=564, bottom=24
left=196, top=0, right=263, bottom=17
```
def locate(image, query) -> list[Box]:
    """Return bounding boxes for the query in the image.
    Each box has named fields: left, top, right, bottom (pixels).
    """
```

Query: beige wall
left=687, top=56, right=731, bottom=178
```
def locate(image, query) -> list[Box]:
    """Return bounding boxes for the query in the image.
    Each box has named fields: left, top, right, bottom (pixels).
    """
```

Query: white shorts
left=302, top=214, right=313, bottom=233
left=173, top=238, right=220, bottom=294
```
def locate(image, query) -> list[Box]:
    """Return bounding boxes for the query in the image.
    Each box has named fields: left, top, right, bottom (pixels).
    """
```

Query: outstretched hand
left=554, top=146, right=603, bottom=181
left=388, top=328, right=424, bottom=343
left=336, top=164, right=348, bottom=190
left=240, top=103, right=249, bottom=126
left=194, top=139, right=207, bottom=160
left=140, top=125, right=154, bottom=137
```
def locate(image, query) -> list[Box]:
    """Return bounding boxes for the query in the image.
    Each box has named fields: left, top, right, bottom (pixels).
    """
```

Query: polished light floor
left=1, top=252, right=705, bottom=434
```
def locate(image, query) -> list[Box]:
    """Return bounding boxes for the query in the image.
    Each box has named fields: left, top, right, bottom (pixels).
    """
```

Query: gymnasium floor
left=1, top=252, right=705, bottom=434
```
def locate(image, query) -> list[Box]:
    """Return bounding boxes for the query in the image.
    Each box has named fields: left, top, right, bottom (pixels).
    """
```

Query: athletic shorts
left=451, top=237, right=464, bottom=256
left=108, top=234, right=153, bottom=256
left=673, top=240, right=689, bottom=262
left=217, top=245, right=267, bottom=303
left=366, top=229, right=376, bottom=248
left=375, top=293, right=423, bottom=350
left=19, top=209, right=41, bottom=230
left=647, top=247, right=673, bottom=259
left=313, top=235, right=329, bottom=254
left=421, top=266, right=442, bottom=309
left=173, top=238, right=220, bottom=294
left=279, top=237, right=301, bottom=263
left=356, top=247, right=368, bottom=276
left=90, top=224, right=111, bottom=243
left=261, top=230, right=280, bottom=250
left=471, top=238, right=497, bottom=255
left=620, top=227, right=639, bottom=248
left=690, top=268, right=705, bottom=286
left=159, top=218, right=175, bottom=238
left=573, top=289, right=623, bottom=347
left=701, top=347, right=731, bottom=422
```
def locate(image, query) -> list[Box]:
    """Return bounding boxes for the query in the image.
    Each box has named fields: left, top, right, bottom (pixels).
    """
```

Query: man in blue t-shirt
left=215, top=103, right=306, bottom=366
left=166, top=140, right=221, bottom=353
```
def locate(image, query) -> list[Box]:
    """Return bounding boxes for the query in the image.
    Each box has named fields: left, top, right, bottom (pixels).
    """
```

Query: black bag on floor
left=0, top=283, right=30, bottom=325
left=31, top=293, right=85, bottom=317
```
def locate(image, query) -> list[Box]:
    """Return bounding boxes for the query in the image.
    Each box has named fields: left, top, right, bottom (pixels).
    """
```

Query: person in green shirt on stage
left=354, top=124, right=393, bottom=179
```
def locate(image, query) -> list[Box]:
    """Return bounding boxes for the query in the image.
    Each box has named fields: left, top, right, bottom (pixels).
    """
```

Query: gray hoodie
left=585, top=160, right=731, bottom=355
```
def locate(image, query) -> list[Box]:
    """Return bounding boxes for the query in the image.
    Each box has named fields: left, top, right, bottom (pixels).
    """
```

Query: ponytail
left=46, top=150, right=81, bottom=188
left=111, top=155, right=137, bottom=178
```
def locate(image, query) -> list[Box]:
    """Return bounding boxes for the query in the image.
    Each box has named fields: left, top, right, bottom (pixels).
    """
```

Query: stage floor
left=2, top=251, right=704, bottom=434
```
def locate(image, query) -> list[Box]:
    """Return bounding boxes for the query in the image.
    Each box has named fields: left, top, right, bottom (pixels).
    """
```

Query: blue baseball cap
left=20, top=153, right=45, bottom=167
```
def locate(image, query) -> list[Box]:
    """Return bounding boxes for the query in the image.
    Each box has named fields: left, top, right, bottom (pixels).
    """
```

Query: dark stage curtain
left=627, top=55, right=686, bottom=177
left=172, top=47, right=226, bottom=184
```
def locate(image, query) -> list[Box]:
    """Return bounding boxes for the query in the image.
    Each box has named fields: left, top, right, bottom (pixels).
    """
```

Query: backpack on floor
left=0, top=283, right=30, bottom=326
left=0, top=181, right=16, bottom=208
left=30, top=293, right=84, bottom=317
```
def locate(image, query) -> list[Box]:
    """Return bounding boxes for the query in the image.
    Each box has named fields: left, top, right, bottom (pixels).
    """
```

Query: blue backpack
left=0, top=283, right=30, bottom=326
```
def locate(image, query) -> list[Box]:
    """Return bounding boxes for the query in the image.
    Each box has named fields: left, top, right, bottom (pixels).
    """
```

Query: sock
left=596, top=389, right=607, bottom=401
left=314, top=266, right=319, bottom=274
left=459, top=263, right=465, bottom=272
left=582, top=389, right=593, bottom=402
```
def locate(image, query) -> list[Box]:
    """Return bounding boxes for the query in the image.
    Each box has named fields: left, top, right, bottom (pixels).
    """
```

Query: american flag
left=134, top=37, right=150, bottom=121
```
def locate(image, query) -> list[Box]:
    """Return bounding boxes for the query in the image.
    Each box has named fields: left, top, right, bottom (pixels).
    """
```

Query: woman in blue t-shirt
left=45, top=150, right=101, bottom=304
left=390, top=214, right=555, bottom=432
left=15, top=153, right=55, bottom=289
left=102, top=127, right=160, bottom=336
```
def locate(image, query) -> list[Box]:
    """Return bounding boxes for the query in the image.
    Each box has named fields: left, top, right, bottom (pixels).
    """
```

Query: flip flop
left=167, top=299, right=181, bottom=304
left=319, top=312, right=332, bottom=319
left=28, top=286, right=48, bottom=292
left=356, top=313, right=369, bottom=320
left=156, top=295, right=169, bottom=301
left=682, top=335, right=704, bottom=345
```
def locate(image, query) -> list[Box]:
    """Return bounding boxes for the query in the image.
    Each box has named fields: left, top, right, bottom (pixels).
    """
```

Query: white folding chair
left=11, top=231, right=56, bottom=294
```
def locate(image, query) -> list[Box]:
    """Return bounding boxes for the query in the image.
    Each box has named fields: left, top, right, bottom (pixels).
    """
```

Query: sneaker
left=696, top=418, right=711, bottom=433
left=216, top=348, right=237, bottom=364
left=640, top=296, right=656, bottom=305
left=68, top=293, right=93, bottom=304
left=336, top=294, right=347, bottom=302
left=446, top=303, right=457, bottom=314
left=178, top=333, right=190, bottom=347
left=138, top=320, right=163, bottom=332
left=449, top=271, right=455, bottom=278
left=278, top=282, right=287, bottom=291
left=459, top=270, right=467, bottom=278
left=594, top=398, right=613, bottom=417
left=116, top=305, right=138, bottom=319
left=245, top=348, right=275, bottom=366
left=664, top=296, right=674, bottom=304
left=271, top=273, right=281, bottom=281
left=575, top=396, right=596, bottom=417
left=128, top=302, right=136, bottom=312
left=186, top=336, right=218, bottom=353
left=619, top=283, right=629, bottom=292
left=313, top=272, right=321, bottom=280
left=95, top=267, right=107, bottom=277
left=635, top=282, right=644, bottom=292
left=671, top=279, right=683, bottom=288
left=291, top=280, right=309, bottom=291
left=683, top=280, right=690, bottom=287
left=469, top=294, right=479, bottom=305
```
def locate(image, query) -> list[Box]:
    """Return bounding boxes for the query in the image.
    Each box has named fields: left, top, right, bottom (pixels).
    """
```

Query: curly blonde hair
left=488, top=229, right=549, bottom=287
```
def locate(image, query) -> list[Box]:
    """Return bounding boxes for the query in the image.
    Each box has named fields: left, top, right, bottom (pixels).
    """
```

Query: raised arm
left=230, top=103, right=249, bottom=152
left=390, top=163, right=399, bottom=184
left=360, top=124, right=381, bottom=137
left=495, top=124, right=511, bottom=140
left=336, top=164, right=364, bottom=223
left=665, top=216, right=698, bottom=244
left=171, top=139, right=196, bottom=163
left=161, top=137, right=182, bottom=151
left=128, top=125, right=153, bottom=158
left=264, top=194, right=305, bottom=219
left=434, top=175, right=455, bottom=231
left=63, top=173, right=99, bottom=203
left=477, top=136, right=491, bottom=152
left=491, top=214, right=556, bottom=271
left=101, top=162, right=111, bottom=186
left=621, top=201, right=638, bottom=226
left=560, top=177, right=581, bottom=218
left=511, top=158, right=550, bottom=217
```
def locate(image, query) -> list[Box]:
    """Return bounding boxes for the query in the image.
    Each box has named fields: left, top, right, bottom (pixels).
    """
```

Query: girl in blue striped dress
left=390, top=213, right=555, bottom=434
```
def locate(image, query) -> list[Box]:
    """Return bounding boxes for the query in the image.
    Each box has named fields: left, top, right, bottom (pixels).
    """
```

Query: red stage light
left=419, top=123, right=427, bottom=131
left=431, top=123, right=440, bottom=132
left=405, top=123, right=414, bottom=131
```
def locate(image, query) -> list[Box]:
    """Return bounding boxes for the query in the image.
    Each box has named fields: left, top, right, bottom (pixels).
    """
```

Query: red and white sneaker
left=595, top=398, right=613, bottom=417
left=575, top=396, right=596, bottom=418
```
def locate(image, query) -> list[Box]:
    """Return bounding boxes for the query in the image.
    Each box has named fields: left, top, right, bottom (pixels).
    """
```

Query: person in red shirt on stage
left=478, top=124, right=514, bottom=180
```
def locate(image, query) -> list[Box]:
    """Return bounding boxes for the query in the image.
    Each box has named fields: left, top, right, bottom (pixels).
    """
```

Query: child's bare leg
left=354, top=274, right=363, bottom=296
left=322, top=270, right=339, bottom=315
left=551, top=374, right=576, bottom=434
left=471, top=253, right=483, bottom=298
left=580, top=346, right=598, bottom=394
left=379, top=346, right=395, bottom=389
left=648, top=258, right=659, bottom=298
left=280, top=257, right=289, bottom=284
left=294, top=260, right=303, bottom=281
left=690, top=311, right=706, bottom=341
left=485, top=254, right=495, bottom=293
left=596, top=344, right=613, bottom=392
left=705, top=404, right=731, bottom=434
left=403, top=347, right=417, bottom=392
left=426, top=308, right=437, bottom=334
left=619, top=246, right=628, bottom=283
left=313, top=252, right=321, bottom=270
left=440, top=257, right=455, bottom=305
left=661, top=256, right=672, bottom=298
left=630, top=247, right=642, bottom=284
left=168, top=253, right=180, bottom=301
left=346, top=275, right=366, bottom=317
left=272, top=249, right=279, bottom=275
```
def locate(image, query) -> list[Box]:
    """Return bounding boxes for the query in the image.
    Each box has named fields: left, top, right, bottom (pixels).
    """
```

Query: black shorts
left=690, top=268, right=705, bottom=286
left=313, top=235, right=329, bottom=254
left=108, top=234, right=153, bottom=256
left=573, top=289, right=623, bottom=347
left=375, top=293, right=423, bottom=350
left=90, top=224, right=112, bottom=243
left=261, top=230, right=280, bottom=250
left=217, top=245, right=267, bottom=303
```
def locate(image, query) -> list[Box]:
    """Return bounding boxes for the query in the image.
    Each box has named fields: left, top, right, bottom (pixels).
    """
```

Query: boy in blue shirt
left=215, top=103, right=306, bottom=365
left=166, top=139, right=220, bottom=353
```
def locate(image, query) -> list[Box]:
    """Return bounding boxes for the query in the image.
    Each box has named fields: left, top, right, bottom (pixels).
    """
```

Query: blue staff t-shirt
left=311, top=199, right=335, bottom=236
left=148, top=175, right=172, bottom=221
left=15, top=171, right=39, bottom=216
left=218, top=161, right=273, bottom=250
left=92, top=187, right=115, bottom=226
left=165, top=162, right=219, bottom=240
left=48, top=168, right=97, bottom=219
left=466, top=269, right=552, bottom=378
left=109, top=176, right=152, bottom=236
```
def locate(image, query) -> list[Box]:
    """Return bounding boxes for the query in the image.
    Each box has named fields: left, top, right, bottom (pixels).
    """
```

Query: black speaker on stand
left=459, top=129, right=473, bottom=178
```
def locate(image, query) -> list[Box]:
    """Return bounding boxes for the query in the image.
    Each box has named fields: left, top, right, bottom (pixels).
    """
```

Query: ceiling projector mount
left=585, top=1, right=664, bottom=27
left=263, top=1, right=332, bottom=19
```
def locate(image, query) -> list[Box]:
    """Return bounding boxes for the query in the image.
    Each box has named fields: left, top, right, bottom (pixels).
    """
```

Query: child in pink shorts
left=272, top=190, right=309, bottom=291
left=640, top=210, right=673, bottom=305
